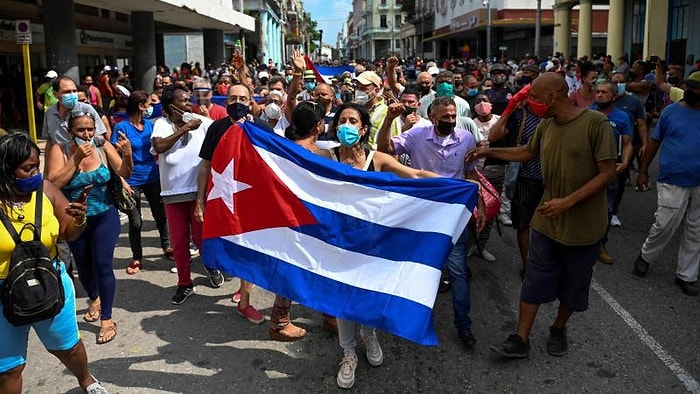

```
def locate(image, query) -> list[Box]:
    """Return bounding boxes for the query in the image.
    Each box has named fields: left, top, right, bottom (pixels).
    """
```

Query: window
left=381, top=0, right=387, bottom=5
left=394, top=14, right=402, bottom=28
left=115, top=12, right=129, bottom=22
left=380, top=15, right=387, bottom=28
left=670, top=0, right=689, bottom=40
left=630, top=0, right=645, bottom=45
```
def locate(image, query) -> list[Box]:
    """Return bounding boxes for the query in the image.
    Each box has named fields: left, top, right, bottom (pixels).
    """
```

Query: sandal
left=126, top=260, right=141, bottom=275
left=163, top=248, right=175, bottom=261
left=96, top=322, right=117, bottom=345
left=83, top=305, right=100, bottom=323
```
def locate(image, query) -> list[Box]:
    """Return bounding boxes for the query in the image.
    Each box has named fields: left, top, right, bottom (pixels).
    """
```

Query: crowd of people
left=0, top=47, right=699, bottom=392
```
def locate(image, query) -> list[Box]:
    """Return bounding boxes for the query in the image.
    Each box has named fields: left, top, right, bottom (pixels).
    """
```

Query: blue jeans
left=445, top=226, right=472, bottom=331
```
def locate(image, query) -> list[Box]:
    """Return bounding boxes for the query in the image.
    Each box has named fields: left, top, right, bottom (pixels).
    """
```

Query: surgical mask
left=143, top=106, right=154, bottom=118
left=568, top=71, right=577, bottom=78
left=517, top=76, right=532, bottom=86
left=527, top=97, right=550, bottom=118
left=684, top=89, right=700, bottom=106
left=337, top=123, right=361, bottom=146
left=435, top=82, right=454, bottom=98
left=617, top=83, right=626, bottom=95
left=436, top=120, right=456, bottom=136
left=285, top=75, right=293, bottom=83
left=74, top=136, right=92, bottom=146
left=61, top=93, right=78, bottom=109
left=181, top=112, right=197, bottom=123
left=227, top=102, right=249, bottom=120
left=14, top=173, right=43, bottom=193
left=217, top=85, right=229, bottom=95
left=467, top=88, right=479, bottom=97
left=304, top=81, right=317, bottom=91
left=475, top=102, right=492, bottom=116
left=264, top=102, right=282, bottom=120
left=354, top=90, right=370, bottom=105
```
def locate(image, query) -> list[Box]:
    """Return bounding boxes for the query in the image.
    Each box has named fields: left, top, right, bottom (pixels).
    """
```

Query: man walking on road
left=633, top=71, right=700, bottom=297
left=471, top=73, right=617, bottom=358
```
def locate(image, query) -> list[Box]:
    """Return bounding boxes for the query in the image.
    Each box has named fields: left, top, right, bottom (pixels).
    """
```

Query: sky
left=302, top=0, right=352, bottom=47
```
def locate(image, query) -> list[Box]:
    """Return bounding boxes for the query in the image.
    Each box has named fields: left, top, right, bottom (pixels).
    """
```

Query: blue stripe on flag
left=203, top=237, right=439, bottom=345
left=241, top=122, right=478, bottom=206
left=298, top=201, right=452, bottom=270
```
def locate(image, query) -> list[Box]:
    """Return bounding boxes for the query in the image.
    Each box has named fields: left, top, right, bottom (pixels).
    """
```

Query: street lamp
left=483, top=0, right=491, bottom=62
left=318, top=29, right=323, bottom=61
left=388, top=21, right=393, bottom=57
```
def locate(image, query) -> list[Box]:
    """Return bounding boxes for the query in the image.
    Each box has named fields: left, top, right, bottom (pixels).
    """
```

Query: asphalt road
left=21, top=158, right=700, bottom=393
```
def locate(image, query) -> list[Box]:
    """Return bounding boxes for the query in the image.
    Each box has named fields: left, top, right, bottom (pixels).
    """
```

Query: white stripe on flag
left=221, top=227, right=441, bottom=308
left=254, top=146, right=471, bottom=240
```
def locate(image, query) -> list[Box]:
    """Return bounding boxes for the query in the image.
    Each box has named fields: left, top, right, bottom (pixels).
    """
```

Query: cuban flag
left=202, top=121, right=478, bottom=345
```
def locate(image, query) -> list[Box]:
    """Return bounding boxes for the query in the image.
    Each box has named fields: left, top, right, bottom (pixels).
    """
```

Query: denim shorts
left=521, top=230, right=599, bottom=312
left=0, top=262, right=80, bottom=373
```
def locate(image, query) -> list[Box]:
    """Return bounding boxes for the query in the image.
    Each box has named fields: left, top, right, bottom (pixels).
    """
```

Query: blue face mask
left=304, top=81, right=317, bottom=91
left=14, top=173, right=43, bottom=193
left=467, top=88, right=479, bottom=97
left=61, top=93, right=79, bottom=109
left=435, top=82, right=454, bottom=98
left=150, top=102, right=163, bottom=118
left=285, top=75, right=293, bottom=83
left=617, top=83, right=626, bottom=95
left=74, top=136, right=92, bottom=146
left=337, top=123, right=361, bottom=147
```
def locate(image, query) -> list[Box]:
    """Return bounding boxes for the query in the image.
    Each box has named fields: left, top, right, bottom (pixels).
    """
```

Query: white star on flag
left=207, top=159, right=251, bottom=214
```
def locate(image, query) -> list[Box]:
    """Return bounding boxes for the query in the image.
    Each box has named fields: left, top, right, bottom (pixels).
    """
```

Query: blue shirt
left=112, top=120, right=160, bottom=186
left=651, top=103, right=700, bottom=187
left=590, top=105, right=632, bottom=156
left=614, top=94, right=646, bottom=143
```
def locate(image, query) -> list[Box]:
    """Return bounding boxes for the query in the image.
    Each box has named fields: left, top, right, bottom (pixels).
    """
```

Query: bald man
left=472, top=73, right=617, bottom=358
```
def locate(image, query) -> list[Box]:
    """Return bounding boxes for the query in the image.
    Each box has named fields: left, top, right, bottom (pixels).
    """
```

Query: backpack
left=0, top=183, right=65, bottom=326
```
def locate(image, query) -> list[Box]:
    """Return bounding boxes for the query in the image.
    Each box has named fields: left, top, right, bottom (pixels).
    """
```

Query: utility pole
left=535, top=0, right=541, bottom=58
left=319, top=29, right=323, bottom=61
left=483, top=0, right=491, bottom=62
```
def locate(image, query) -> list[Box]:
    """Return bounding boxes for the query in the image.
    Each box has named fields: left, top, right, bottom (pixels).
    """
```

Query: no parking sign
left=16, top=19, right=32, bottom=45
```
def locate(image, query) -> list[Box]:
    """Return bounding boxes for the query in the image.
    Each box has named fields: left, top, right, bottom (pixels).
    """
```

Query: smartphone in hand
left=76, top=185, right=94, bottom=204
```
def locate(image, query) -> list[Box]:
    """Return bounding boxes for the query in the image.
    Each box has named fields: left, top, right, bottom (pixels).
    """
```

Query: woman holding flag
left=328, top=102, right=441, bottom=389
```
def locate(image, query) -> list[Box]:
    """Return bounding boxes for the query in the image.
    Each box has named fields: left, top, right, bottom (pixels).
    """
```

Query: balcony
left=378, top=0, right=389, bottom=10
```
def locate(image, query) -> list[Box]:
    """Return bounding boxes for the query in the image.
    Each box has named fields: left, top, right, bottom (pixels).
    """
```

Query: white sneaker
left=361, top=331, right=383, bottom=366
left=170, top=266, right=178, bottom=273
left=480, top=249, right=497, bottom=262
left=610, top=215, right=622, bottom=227
left=498, top=213, right=512, bottom=226
left=336, top=354, right=358, bottom=389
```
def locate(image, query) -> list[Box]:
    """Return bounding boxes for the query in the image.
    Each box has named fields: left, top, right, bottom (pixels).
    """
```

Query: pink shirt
left=391, top=125, right=477, bottom=179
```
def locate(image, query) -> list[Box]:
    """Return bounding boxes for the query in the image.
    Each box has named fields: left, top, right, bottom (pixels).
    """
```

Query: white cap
left=427, top=66, right=440, bottom=76
left=45, top=70, right=58, bottom=79
left=103, top=65, right=112, bottom=72
left=258, top=71, right=269, bottom=80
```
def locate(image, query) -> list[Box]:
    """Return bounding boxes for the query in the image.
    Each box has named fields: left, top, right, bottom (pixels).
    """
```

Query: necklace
left=10, top=201, right=26, bottom=220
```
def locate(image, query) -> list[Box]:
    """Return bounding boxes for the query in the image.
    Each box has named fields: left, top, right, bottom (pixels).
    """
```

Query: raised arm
left=376, top=102, right=404, bottom=155
left=386, top=56, right=404, bottom=97
left=286, top=49, right=305, bottom=122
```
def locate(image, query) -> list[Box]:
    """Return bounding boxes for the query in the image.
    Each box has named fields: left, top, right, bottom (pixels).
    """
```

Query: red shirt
left=193, top=103, right=228, bottom=121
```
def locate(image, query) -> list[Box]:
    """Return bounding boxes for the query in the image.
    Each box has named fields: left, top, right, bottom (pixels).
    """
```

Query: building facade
left=346, top=0, right=407, bottom=60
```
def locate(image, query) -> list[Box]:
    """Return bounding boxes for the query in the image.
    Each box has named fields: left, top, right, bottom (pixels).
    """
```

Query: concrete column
left=606, top=0, right=624, bottom=58
left=131, top=11, right=157, bottom=93
left=42, top=0, right=79, bottom=81
left=203, top=29, right=224, bottom=68
left=643, top=0, right=669, bottom=58
left=155, top=33, right=165, bottom=68
left=553, top=2, right=571, bottom=57
left=577, top=0, right=592, bottom=59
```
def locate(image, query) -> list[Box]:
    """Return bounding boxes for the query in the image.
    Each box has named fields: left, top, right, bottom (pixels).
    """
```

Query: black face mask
left=417, top=85, right=431, bottom=95
left=436, top=120, right=456, bottom=136
left=517, top=76, right=532, bottom=86
left=402, top=106, right=416, bottom=117
left=684, top=89, right=700, bottom=106
left=597, top=100, right=614, bottom=110
left=667, top=76, right=680, bottom=85
left=227, top=102, right=249, bottom=120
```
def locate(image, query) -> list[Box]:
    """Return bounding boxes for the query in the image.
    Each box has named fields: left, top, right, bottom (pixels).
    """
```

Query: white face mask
left=181, top=112, right=197, bottom=123
left=264, top=103, right=282, bottom=120
left=354, top=90, right=370, bottom=105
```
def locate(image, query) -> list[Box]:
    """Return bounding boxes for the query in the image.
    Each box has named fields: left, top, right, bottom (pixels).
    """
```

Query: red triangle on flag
left=202, top=123, right=317, bottom=238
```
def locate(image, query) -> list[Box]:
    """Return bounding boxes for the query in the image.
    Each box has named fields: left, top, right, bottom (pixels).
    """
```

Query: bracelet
left=73, top=216, right=87, bottom=227
left=293, top=72, right=302, bottom=76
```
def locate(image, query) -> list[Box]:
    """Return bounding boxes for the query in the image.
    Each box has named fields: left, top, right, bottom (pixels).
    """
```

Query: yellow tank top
left=0, top=192, right=59, bottom=279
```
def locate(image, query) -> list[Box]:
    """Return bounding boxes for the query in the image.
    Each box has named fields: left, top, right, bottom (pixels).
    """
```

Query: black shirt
left=199, top=116, right=273, bottom=161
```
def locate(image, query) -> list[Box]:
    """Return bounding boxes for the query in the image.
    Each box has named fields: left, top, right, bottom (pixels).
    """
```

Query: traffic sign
left=16, top=19, right=32, bottom=44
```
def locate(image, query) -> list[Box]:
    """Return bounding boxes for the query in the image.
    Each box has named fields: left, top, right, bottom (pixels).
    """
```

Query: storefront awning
left=74, top=0, right=255, bottom=32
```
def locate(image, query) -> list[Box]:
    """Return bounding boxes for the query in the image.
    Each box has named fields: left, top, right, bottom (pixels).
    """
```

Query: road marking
left=592, top=280, right=700, bottom=393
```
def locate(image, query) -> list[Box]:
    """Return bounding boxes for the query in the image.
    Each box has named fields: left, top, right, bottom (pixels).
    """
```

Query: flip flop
left=126, top=260, right=141, bottom=275
left=96, top=323, right=117, bottom=345
left=83, top=308, right=100, bottom=323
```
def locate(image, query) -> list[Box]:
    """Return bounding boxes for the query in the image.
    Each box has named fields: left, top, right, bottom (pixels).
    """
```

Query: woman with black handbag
left=0, top=133, right=107, bottom=392
left=45, top=110, right=132, bottom=345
